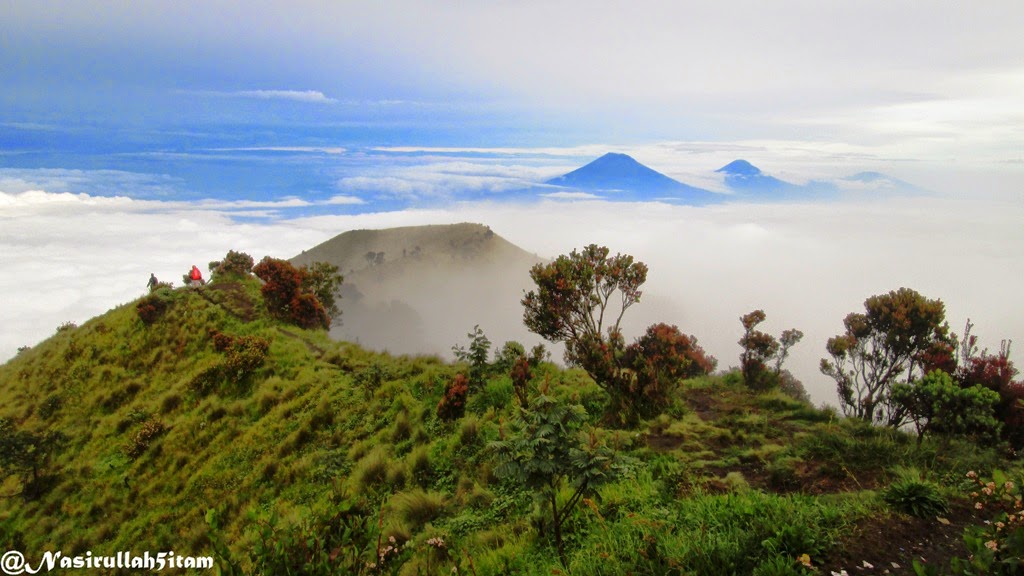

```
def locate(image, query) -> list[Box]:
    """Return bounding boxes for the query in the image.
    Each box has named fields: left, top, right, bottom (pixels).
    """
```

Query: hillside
left=291, top=223, right=544, bottom=357
left=0, top=265, right=1016, bottom=575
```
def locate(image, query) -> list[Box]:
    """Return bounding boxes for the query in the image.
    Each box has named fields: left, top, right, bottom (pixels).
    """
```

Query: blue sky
left=2, top=2, right=1024, bottom=403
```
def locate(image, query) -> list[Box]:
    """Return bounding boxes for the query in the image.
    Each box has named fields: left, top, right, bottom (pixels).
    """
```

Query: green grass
left=0, top=273, right=1019, bottom=574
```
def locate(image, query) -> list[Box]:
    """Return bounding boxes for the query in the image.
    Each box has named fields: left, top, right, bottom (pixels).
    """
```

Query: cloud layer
left=3, top=186, right=1021, bottom=409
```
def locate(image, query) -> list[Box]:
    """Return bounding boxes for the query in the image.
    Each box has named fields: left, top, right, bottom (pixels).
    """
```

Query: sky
left=2, top=1, right=1023, bottom=405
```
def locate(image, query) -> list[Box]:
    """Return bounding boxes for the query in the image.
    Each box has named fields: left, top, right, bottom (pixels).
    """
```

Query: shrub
left=622, top=323, right=717, bottom=420
left=136, top=293, right=170, bottom=325
left=882, top=469, right=948, bottom=518
left=223, top=335, right=270, bottom=382
left=125, top=419, right=168, bottom=460
left=252, top=256, right=331, bottom=330
left=437, top=374, right=469, bottom=421
left=209, top=250, right=254, bottom=278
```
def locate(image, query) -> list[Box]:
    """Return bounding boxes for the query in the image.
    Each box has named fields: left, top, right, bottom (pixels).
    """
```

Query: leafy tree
left=820, top=287, right=949, bottom=426
left=522, top=244, right=647, bottom=397
left=452, top=325, right=492, bottom=390
left=739, top=310, right=779, bottom=390
left=494, top=341, right=548, bottom=406
left=891, top=370, right=1001, bottom=447
left=252, top=257, right=330, bottom=330
left=775, top=328, right=805, bottom=374
left=299, top=261, right=344, bottom=321
left=623, top=323, right=716, bottom=419
left=738, top=311, right=803, bottom=391
left=490, top=393, right=618, bottom=567
left=0, top=418, right=66, bottom=498
left=209, top=250, right=255, bottom=279
left=956, top=323, right=1024, bottom=449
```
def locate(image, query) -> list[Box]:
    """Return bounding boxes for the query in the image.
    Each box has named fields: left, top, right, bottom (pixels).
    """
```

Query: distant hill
left=545, top=152, right=719, bottom=204
left=842, top=171, right=923, bottom=194
left=716, top=159, right=794, bottom=194
left=291, top=223, right=544, bottom=356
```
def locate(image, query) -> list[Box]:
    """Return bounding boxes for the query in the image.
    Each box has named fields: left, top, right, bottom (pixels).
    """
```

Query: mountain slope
left=545, top=152, right=719, bottom=204
left=0, top=266, right=1004, bottom=574
left=291, top=223, right=544, bottom=357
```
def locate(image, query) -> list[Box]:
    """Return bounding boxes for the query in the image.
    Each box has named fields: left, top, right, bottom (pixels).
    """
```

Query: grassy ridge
left=0, top=276, right=1012, bottom=574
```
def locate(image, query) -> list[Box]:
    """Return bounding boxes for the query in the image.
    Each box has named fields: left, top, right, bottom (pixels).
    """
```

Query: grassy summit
left=0, top=258, right=1014, bottom=575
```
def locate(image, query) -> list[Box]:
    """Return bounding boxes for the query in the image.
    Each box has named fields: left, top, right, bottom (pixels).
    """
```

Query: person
left=189, top=265, right=204, bottom=287
left=147, top=273, right=158, bottom=291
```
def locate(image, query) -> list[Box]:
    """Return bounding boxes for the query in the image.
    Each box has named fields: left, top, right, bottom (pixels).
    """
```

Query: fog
left=2, top=189, right=1022, bottom=407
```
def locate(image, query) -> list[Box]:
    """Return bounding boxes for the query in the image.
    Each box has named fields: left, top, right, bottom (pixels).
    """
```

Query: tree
left=494, top=341, right=548, bottom=406
left=209, top=250, right=255, bottom=279
left=738, top=311, right=803, bottom=391
left=739, top=310, right=779, bottom=390
left=452, top=325, right=492, bottom=390
left=0, top=418, right=65, bottom=498
left=623, top=323, right=716, bottom=419
left=775, top=329, right=805, bottom=374
left=956, top=322, right=1024, bottom=449
left=522, top=244, right=647, bottom=394
left=252, top=257, right=330, bottom=330
left=300, top=261, right=344, bottom=321
left=490, top=393, right=618, bottom=567
left=891, top=370, right=1001, bottom=447
left=820, top=287, right=949, bottom=426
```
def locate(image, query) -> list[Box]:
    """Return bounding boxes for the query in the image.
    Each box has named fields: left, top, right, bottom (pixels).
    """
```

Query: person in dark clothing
left=147, top=273, right=158, bottom=291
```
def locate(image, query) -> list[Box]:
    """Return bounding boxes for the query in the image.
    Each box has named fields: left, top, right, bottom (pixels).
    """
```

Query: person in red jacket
left=189, top=265, right=204, bottom=287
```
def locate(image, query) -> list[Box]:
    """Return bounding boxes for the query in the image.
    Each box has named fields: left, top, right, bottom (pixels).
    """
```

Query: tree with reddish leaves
left=523, top=245, right=716, bottom=422
left=955, top=320, right=1024, bottom=449
left=623, top=323, right=717, bottom=419
left=821, top=287, right=949, bottom=427
left=522, top=244, right=647, bottom=376
left=437, top=374, right=469, bottom=421
left=252, top=257, right=331, bottom=330
left=522, top=244, right=646, bottom=392
left=739, top=310, right=779, bottom=391
left=738, top=310, right=803, bottom=392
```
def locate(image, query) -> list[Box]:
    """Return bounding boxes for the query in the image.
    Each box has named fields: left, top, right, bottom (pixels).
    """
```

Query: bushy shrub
left=136, top=293, right=169, bottom=325
left=125, top=419, right=168, bottom=459
left=437, top=374, right=469, bottom=421
left=223, top=335, right=270, bottom=381
left=205, top=331, right=270, bottom=386
left=209, top=250, right=254, bottom=278
left=622, top=323, right=717, bottom=420
left=252, top=257, right=331, bottom=329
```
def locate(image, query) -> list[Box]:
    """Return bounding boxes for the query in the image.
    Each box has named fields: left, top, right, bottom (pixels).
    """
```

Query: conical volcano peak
left=716, top=159, right=762, bottom=176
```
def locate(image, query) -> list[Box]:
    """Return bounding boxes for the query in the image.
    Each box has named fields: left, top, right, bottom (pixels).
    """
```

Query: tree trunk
left=550, top=490, right=566, bottom=567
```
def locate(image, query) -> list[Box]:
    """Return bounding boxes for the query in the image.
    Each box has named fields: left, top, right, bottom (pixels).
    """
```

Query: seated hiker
left=189, top=265, right=205, bottom=287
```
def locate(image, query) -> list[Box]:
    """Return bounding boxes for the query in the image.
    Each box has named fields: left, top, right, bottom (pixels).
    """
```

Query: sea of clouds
left=2, top=183, right=1022, bottom=407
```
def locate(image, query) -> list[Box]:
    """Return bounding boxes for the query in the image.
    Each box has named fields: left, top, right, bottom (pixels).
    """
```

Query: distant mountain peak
left=716, top=159, right=762, bottom=176
left=544, top=152, right=716, bottom=204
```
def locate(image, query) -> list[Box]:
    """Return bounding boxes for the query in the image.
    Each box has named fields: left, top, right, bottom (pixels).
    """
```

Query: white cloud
left=542, top=192, right=602, bottom=200
left=4, top=189, right=1022, bottom=411
left=336, top=161, right=559, bottom=200
left=325, top=195, right=366, bottom=205
left=185, top=89, right=337, bottom=104
left=206, top=146, right=347, bottom=155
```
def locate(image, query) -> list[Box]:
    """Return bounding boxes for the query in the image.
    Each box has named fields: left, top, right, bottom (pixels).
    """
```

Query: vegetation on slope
left=0, top=247, right=1021, bottom=575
